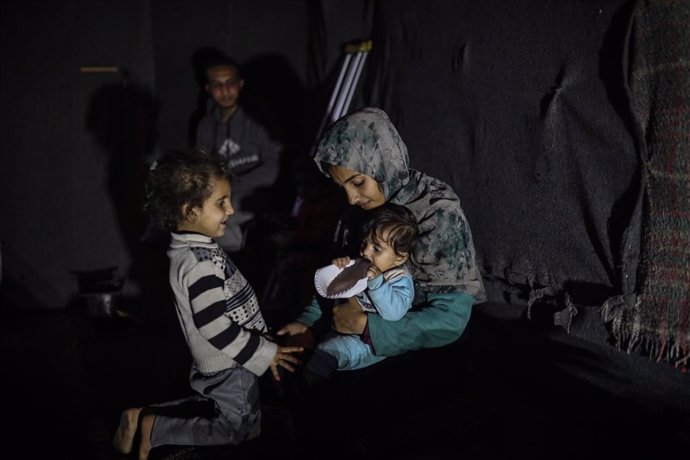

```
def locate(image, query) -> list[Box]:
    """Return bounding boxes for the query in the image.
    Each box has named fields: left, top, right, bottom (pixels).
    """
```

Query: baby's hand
left=275, top=322, right=308, bottom=337
left=270, top=346, right=303, bottom=381
left=332, top=256, right=351, bottom=268
left=367, top=264, right=382, bottom=280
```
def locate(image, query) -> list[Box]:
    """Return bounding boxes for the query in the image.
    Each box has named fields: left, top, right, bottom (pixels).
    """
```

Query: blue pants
left=317, top=332, right=386, bottom=371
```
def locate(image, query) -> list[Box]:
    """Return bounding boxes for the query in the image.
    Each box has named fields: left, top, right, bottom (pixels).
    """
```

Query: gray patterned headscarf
left=314, top=107, right=485, bottom=301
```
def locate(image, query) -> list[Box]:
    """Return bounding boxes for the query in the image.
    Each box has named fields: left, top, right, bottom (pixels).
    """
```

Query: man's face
left=205, top=65, right=244, bottom=110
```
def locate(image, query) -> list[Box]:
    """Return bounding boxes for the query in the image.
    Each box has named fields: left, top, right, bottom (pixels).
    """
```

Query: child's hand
left=332, top=256, right=351, bottom=268
left=275, top=322, right=308, bottom=337
left=367, top=264, right=381, bottom=280
left=270, top=346, right=303, bottom=381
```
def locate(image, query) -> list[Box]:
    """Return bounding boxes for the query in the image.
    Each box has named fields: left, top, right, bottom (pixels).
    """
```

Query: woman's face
left=327, top=164, right=386, bottom=210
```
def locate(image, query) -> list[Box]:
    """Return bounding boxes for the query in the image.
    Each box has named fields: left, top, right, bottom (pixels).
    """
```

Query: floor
left=2, top=292, right=689, bottom=460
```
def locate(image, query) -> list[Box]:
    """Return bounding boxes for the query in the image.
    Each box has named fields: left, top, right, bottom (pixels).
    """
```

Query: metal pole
left=322, top=53, right=352, bottom=128
left=340, top=51, right=368, bottom=120
left=309, top=40, right=372, bottom=157
left=332, top=51, right=362, bottom=123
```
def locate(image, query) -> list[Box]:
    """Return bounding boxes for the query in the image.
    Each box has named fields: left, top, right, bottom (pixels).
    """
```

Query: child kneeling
left=112, top=149, right=302, bottom=459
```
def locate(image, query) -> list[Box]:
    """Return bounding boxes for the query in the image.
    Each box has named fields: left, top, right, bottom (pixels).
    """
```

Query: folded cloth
left=613, top=0, right=690, bottom=369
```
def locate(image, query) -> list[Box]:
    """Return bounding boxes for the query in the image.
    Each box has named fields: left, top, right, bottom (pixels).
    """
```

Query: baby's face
left=360, top=229, right=407, bottom=273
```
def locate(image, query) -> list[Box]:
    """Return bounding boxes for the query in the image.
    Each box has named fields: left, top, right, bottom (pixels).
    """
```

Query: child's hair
left=362, top=203, right=419, bottom=258
left=144, top=149, right=231, bottom=230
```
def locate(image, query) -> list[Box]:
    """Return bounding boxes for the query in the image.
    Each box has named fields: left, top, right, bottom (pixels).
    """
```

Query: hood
left=313, top=107, right=411, bottom=200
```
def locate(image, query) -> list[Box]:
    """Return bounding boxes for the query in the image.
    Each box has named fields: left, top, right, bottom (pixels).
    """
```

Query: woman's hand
left=332, top=256, right=351, bottom=268
left=275, top=322, right=309, bottom=337
left=332, top=297, right=367, bottom=334
left=270, top=346, right=303, bottom=381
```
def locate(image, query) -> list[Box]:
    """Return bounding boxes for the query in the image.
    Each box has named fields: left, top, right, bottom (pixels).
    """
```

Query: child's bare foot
left=138, top=414, right=155, bottom=460
left=113, top=408, right=141, bottom=454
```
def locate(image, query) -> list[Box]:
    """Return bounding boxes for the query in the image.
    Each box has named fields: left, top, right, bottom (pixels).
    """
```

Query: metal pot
left=83, top=290, right=121, bottom=318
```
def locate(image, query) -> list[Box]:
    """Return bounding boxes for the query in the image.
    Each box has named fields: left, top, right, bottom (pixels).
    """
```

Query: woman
left=311, top=107, right=485, bottom=357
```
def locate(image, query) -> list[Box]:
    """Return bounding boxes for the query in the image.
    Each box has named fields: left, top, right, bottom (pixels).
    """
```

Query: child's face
left=178, top=178, right=234, bottom=238
left=360, top=228, right=408, bottom=273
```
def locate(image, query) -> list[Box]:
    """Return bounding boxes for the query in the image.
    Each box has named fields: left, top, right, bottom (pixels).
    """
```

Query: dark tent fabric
left=1, top=1, right=690, bottom=457
left=366, top=0, right=639, bottom=307
left=361, top=0, right=689, bottom=368
left=1, top=0, right=688, bottom=409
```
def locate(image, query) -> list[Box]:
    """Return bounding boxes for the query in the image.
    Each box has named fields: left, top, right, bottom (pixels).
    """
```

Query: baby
left=278, top=202, right=419, bottom=381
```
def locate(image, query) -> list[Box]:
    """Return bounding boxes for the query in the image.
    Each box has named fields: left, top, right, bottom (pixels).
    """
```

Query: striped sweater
left=167, top=232, right=277, bottom=376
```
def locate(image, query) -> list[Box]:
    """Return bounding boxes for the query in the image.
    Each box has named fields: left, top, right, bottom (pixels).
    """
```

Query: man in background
left=195, top=52, right=283, bottom=257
